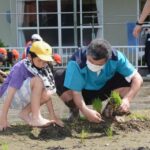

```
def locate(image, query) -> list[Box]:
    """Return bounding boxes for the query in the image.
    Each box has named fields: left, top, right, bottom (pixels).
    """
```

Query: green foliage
left=110, top=91, right=122, bottom=108
left=0, top=39, right=6, bottom=47
left=92, top=98, right=102, bottom=113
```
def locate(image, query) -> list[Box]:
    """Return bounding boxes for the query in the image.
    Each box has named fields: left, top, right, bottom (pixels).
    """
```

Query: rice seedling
left=110, top=91, right=122, bottom=108
left=129, top=113, right=149, bottom=121
left=104, top=126, right=113, bottom=139
left=80, top=129, right=89, bottom=143
left=92, top=97, right=102, bottom=113
left=1, top=143, right=9, bottom=150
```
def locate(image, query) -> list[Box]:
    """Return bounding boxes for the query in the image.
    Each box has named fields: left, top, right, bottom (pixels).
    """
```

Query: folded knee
left=41, top=90, right=52, bottom=102
left=31, top=76, right=44, bottom=89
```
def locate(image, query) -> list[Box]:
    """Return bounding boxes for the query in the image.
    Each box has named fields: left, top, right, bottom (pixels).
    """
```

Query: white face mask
left=86, top=60, right=104, bottom=72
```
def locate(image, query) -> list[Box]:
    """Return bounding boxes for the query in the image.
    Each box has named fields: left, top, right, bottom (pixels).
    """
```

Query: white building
left=0, top=0, right=147, bottom=48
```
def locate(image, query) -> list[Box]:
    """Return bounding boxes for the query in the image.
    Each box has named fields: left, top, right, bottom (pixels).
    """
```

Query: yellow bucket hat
left=30, top=41, right=53, bottom=61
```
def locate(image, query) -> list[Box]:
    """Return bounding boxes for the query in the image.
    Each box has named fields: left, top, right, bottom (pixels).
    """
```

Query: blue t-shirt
left=0, top=59, right=34, bottom=96
left=64, top=48, right=135, bottom=92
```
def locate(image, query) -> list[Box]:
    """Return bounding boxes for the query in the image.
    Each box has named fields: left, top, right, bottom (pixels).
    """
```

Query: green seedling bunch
left=92, top=97, right=102, bottom=113
left=110, top=91, right=122, bottom=109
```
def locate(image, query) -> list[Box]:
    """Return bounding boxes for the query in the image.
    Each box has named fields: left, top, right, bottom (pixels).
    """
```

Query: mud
left=0, top=81, right=150, bottom=150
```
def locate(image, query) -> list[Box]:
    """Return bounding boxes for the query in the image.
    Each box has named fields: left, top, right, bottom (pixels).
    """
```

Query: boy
left=0, top=41, right=63, bottom=131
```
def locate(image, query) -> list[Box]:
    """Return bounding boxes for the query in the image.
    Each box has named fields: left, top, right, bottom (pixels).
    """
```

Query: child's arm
left=46, top=99, right=64, bottom=127
left=0, top=70, right=7, bottom=77
left=0, top=87, right=17, bottom=131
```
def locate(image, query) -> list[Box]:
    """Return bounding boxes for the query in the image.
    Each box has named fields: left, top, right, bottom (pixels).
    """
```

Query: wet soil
left=0, top=82, right=150, bottom=150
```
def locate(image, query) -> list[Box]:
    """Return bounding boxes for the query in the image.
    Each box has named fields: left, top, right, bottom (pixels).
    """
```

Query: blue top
left=64, top=48, right=135, bottom=91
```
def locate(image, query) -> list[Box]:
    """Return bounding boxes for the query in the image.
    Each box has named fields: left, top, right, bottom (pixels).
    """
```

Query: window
left=23, top=1, right=36, bottom=27
left=17, top=0, right=103, bottom=47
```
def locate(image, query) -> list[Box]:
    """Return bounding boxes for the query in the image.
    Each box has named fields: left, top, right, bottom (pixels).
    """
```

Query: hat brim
left=37, top=54, right=53, bottom=62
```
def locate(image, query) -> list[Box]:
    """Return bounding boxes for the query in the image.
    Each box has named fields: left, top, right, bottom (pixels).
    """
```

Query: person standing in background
left=133, top=0, right=150, bottom=38
left=22, top=34, right=43, bottom=59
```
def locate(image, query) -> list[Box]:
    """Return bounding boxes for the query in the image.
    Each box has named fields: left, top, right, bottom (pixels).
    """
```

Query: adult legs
left=54, top=68, right=79, bottom=121
left=60, top=90, right=79, bottom=121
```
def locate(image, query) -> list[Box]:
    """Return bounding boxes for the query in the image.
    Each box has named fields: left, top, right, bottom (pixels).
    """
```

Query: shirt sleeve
left=125, top=70, right=137, bottom=82
left=9, top=65, right=26, bottom=89
left=64, top=61, right=85, bottom=91
left=116, top=51, right=136, bottom=79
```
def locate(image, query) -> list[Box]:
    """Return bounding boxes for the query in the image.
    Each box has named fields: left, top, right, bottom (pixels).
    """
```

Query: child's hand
left=0, top=116, right=10, bottom=131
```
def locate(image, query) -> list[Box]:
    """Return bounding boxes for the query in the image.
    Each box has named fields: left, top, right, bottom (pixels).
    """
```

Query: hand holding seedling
left=119, top=97, right=130, bottom=112
left=83, top=107, right=102, bottom=123
left=109, top=91, right=131, bottom=116
left=101, top=91, right=131, bottom=118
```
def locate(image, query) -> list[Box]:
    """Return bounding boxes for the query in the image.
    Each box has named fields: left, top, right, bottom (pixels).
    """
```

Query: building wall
left=103, top=0, right=137, bottom=45
left=0, top=0, right=138, bottom=47
left=0, top=1, right=17, bottom=47
left=10, top=1, right=17, bottom=47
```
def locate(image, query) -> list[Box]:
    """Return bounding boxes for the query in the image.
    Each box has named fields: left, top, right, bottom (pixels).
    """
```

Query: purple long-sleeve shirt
left=0, top=60, right=34, bottom=97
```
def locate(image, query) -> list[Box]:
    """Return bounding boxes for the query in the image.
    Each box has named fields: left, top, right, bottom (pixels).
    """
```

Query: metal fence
left=0, top=45, right=146, bottom=70
left=113, top=46, right=146, bottom=69
left=54, top=46, right=146, bottom=69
